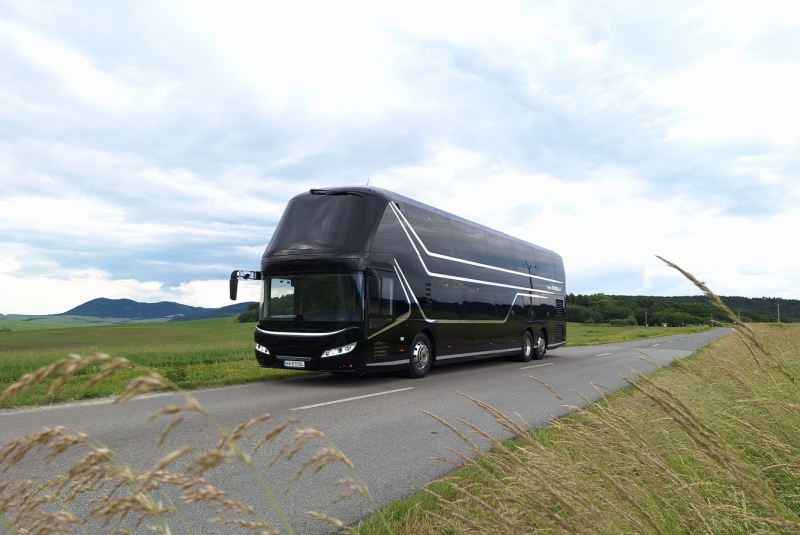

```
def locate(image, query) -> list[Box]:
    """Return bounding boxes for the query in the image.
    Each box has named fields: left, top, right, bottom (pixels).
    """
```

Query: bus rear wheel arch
left=406, top=332, right=433, bottom=378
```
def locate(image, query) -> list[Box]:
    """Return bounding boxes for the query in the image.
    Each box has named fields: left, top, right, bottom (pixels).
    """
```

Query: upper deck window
left=403, top=204, right=456, bottom=256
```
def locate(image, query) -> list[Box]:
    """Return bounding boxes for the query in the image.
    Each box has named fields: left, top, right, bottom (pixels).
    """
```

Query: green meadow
left=0, top=318, right=711, bottom=409
left=566, top=322, right=711, bottom=346
left=0, top=318, right=305, bottom=408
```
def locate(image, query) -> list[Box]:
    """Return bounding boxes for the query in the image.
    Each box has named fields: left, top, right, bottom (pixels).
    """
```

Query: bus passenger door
left=367, top=270, right=410, bottom=364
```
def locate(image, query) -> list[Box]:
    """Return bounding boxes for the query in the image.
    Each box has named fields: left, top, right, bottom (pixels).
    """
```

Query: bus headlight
left=255, top=343, right=269, bottom=355
left=322, top=342, right=357, bottom=358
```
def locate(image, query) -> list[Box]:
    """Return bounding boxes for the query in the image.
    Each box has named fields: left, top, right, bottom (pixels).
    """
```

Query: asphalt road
left=0, top=328, right=731, bottom=534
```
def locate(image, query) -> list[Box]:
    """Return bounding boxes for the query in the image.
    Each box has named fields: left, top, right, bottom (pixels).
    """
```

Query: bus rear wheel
left=406, top=333, right=433, bottom=378
left=533, top=330, right=546, bottom=360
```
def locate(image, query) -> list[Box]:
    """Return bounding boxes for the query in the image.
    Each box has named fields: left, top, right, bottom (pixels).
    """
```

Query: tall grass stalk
left=0, top=355, right=386, bottom=534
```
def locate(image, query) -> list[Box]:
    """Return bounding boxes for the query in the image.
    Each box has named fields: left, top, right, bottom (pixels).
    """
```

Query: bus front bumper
left=255, top=348, right=364, bottom=373
left=254, top=325, right=366, bottom=373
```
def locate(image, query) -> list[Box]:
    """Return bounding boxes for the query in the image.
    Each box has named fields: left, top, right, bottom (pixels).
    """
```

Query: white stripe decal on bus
left=392, top=259, right=542, bottom=324
left=389, top=203, right=563, bottom=285
left=387, top=203, right=554, bottom=296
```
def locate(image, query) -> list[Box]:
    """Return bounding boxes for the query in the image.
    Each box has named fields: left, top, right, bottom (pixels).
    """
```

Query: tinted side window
left=551, top=254, right=566, bottom=282
left=512, top=241, right=538, bottom=276
left=462, top=282, right=498, bottom=320
left=450, top=219, right=490, bottom=265
left=495, top=286, right=511, bottom=319
left=537, top=251, right=556, bottom=280
left=484, top=233, right=515, bottom=271
left=369, top=272, right=409, bottom=330
left=403, top=205, right=456, bottom=256
left=369, top=276, right=394, bottom=317
left=431, top=278, right=464, bottom=320
left=370, top=204, right=409, bottom=253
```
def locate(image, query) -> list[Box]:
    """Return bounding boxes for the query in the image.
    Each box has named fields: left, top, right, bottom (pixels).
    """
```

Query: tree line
left=567, top=294, right=797, bottom=326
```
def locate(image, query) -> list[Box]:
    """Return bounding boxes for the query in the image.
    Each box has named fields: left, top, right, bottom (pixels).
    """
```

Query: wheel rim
left=413, top=341, right=430, bottom=369
left=537, top=334, right=546, bottom=354
left=524, top=335, right=533, bottom=357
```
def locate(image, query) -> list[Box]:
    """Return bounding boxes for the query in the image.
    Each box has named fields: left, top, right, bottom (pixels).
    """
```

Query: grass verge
left=566, top=322, right=711, bottom=346
left=0, top=356, right=385, bottom=535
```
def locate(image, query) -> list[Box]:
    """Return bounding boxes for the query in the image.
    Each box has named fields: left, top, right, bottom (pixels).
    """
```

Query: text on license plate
left=284, top=360, right=305, bottom=369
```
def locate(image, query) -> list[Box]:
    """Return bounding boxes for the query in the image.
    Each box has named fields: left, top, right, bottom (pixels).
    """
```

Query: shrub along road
left=0, top=328, right=730, bottom=534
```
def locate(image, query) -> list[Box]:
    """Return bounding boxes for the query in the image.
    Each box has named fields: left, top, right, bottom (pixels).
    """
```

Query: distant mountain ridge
left=61, top=298, right=254, bottom=321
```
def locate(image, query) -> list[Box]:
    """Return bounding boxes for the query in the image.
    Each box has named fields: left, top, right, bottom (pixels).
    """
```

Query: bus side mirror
left=230, top=271, right=239, bottom=300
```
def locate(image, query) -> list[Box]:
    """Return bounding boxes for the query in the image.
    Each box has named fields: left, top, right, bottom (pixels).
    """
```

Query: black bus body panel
left=253, top=186, right=566, bottom=375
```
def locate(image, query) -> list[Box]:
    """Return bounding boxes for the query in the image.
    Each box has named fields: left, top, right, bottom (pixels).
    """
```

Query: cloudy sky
left=1, top=0, right=799, bottom=315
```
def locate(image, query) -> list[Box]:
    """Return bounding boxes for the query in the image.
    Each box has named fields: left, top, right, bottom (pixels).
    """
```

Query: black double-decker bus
left=230, top=186, right=566, bottom=378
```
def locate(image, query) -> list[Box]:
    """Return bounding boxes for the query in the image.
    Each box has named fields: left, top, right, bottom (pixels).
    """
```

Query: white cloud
left=0, top=258, right=21, bottom=273
left=653, top=47, right=800, bottom=144
left=170, top=279, right=259, bottom=309
left=0, top=21, right=132, bottom=108
left=179, top=0, right=402, bottom=118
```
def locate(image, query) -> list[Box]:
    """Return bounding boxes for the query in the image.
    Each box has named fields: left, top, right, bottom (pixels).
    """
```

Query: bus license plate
left=284, top=360, right=305, bottom=369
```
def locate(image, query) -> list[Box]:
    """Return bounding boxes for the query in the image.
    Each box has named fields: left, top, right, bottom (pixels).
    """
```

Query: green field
left=0, top=315, right=172, bottom=329
left=0, top=318, right=307, bottom=408
left=0, top=319, right=711, bottom=409
left=566, top=322, right=712, bottom=346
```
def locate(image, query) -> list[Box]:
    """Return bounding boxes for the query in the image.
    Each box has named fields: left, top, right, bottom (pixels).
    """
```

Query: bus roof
left=301, top=186, right=561, bottom=260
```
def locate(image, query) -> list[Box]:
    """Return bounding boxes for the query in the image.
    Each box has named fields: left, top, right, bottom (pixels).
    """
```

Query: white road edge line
left=595, top=352, right=612, bottom=357
left=520, top=362, right=554, bottom=370
left=290, top=387, right=415, bottom=411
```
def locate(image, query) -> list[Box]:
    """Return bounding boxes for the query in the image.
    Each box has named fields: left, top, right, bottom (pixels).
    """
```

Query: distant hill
left=60, top=298, right=255, bottom=321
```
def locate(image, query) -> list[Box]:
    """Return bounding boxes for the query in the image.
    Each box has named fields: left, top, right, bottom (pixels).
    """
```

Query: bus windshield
left=260, top=273, right=365, bottom=323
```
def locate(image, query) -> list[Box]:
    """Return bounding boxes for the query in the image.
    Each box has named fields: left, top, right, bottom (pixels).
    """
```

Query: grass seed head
left=1, top=353, right=129, bottom=405
left=114, top=372, right=171, bottom=403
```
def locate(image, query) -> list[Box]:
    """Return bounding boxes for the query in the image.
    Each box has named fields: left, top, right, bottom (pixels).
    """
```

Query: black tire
left=532, top=330, right=546, bottom=360
left=517, top=330, right=534, bottom=362
left=405, top=333, right=433, bottom=378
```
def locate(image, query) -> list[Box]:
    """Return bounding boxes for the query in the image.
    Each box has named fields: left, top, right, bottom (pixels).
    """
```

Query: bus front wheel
left=517, top=330, right=534, bottom=362
left=406, top=333, right=433, bottom=378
